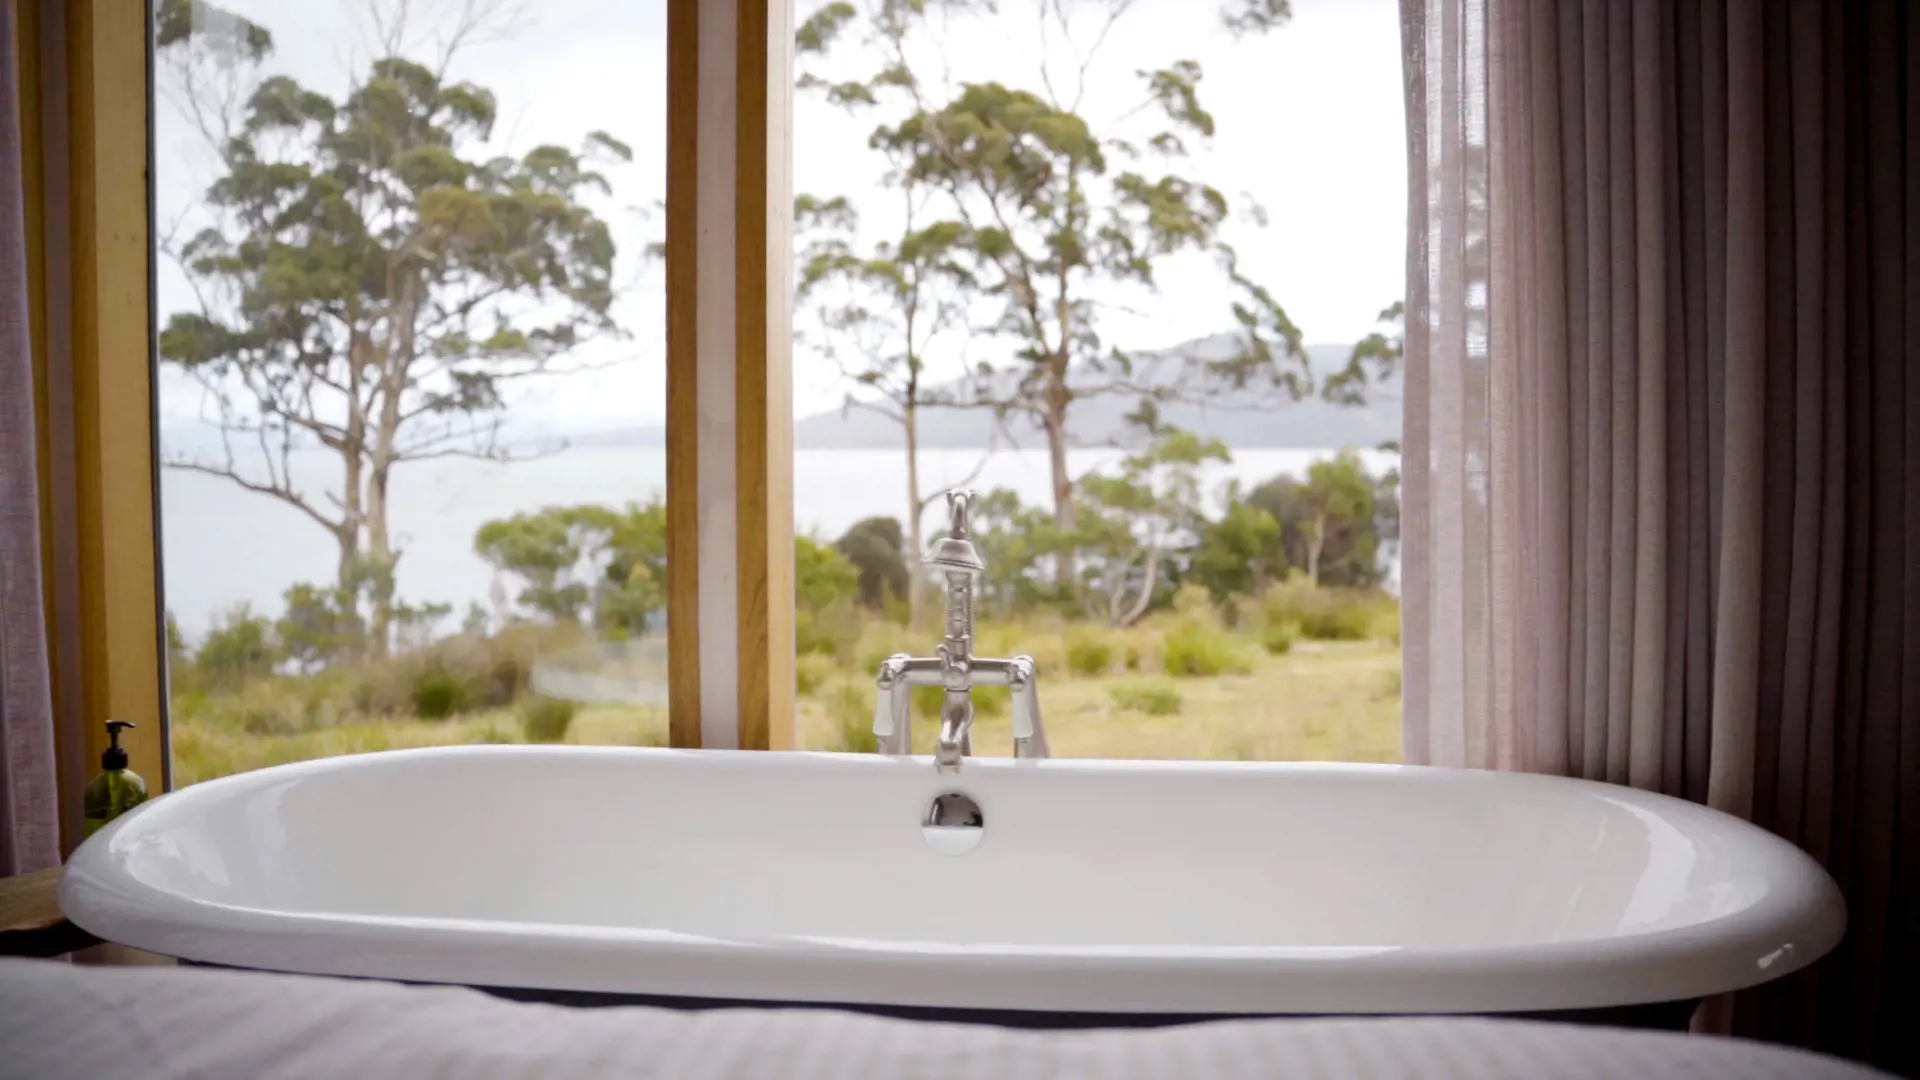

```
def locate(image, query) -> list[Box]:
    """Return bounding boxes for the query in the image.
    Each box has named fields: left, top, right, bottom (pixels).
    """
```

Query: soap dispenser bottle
left=83, top=720, right=148, bottom=836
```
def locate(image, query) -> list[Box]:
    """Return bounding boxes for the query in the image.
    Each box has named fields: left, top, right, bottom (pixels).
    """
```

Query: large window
left=787, top=0, right=1407, bottom=761
left=153, top=0, right=669, bottom=784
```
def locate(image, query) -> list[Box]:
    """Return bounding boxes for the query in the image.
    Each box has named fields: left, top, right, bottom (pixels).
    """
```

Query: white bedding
left=0, top=959, right=1885, bottom=1079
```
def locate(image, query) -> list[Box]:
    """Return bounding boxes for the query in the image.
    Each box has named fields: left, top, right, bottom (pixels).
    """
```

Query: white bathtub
left=60, top=746, right=1845, bottom=1018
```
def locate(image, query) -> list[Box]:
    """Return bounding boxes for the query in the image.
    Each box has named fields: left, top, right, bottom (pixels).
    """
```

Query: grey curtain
left=0, top=0, right=58, bottom=878
left=1403, top=0, right=1920, bottom=1070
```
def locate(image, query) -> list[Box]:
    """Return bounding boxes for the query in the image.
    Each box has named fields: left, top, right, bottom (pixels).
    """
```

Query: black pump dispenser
left=102, top=720, right=135, bottom=770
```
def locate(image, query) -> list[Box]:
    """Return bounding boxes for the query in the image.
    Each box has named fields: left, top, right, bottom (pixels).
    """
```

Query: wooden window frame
left=30, top=0, right=796, bottom=853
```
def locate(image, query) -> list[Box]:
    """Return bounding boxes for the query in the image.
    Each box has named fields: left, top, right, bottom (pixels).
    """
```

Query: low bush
left=1261, top=621, right=1297, bottom=656
left=824, top=679, right=879, bottom=754
left=1297, top=604, right=1373, bottom=642
left=795, top=652, right=837, bottom=696
left=1160, top=619, right=1251, bottom=678
left=517, top=694, right=577, bottom=742
left=412, top=668, right=468, bottom=719
left=1264, top=580, right=1394, bottom=643
left=1064, top=628, right=1114, bottom=677
left=1108, top=680, right=1183, bottom=716
left=796, top=599, right=864, bottom=659
left=912, top=682, right=1009, bottom=719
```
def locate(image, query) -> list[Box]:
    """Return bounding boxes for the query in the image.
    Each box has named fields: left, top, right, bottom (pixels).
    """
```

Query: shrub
left=194, top=605, right=277, bottom=688
left=412, top=669, right=468, bottom=719
left=1297, top=603, right=1372, bottom=642
left=1160, top=619, right=1252, bottom=678
left=824, top=680, right=879, bottom=754
left=795, top=652, right=837, bottom=696
left=1262, top=621, right=1297, bottom=656
left=910, top=682, right=1009, bottom=720
left=853, top=621, right=915, bottom=676
left=796, top=599, right=863, bottom=658
left=518, top=695, right=577, bottom=743
left=972, top=620, right=1068, bottom=676
left=1263, top=580, right=1390, bottom=643
left=1108, top=680, right=1183, bottom=716
left=1065, top=628, right=1114, bottom=676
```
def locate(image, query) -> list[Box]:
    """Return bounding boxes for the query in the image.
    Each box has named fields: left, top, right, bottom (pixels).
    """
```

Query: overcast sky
left=154, top=0, right=1405, bottom=431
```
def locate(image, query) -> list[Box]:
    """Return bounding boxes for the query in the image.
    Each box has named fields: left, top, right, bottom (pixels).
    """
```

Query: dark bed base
left=474, top=985, right=1703, bottom=1032
left=182, top=960, right=1698, bottom=1032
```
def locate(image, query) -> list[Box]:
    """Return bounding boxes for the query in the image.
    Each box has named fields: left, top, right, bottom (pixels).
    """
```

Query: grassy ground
left=171, top=638, right=1400, bottom=786
left=796, top=639, right=1400, bottom=762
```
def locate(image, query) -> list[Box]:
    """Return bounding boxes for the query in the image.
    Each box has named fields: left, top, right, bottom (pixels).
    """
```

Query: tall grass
left=172, top=582, right=1403, bottom=783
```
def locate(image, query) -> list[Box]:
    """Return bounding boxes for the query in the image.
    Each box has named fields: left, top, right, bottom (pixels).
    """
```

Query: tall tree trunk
left=364, top=462, right=396, bottom=658
left=337, top=329, right=369, bottom=642
left=1044, top=363, right=1075, bottom=588
left=366, top=278, right=417, bottom=658
left=1118, top=544, right=1160, bottom=628
left=904, top=400, right=922, bottom=625
left=1306, top=512, right=1326, bottom=586
left=333, top=446, right=360, bottom=598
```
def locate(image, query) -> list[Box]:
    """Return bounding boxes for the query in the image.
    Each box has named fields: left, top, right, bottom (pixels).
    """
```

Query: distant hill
left=792, top=334, right=1402, bottom=451
left=163, top=333, right=1401, bottom=455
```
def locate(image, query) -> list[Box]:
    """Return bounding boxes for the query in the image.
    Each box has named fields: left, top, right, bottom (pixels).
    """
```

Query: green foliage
left=797, top=0, right=1352, bottom=571
left=796, top=534, right=861, bottom=612
left=517, top=695, right=577, bottom=743
left=910, top=682, right=1009, bottom=721
left=1264, top=579, right=1393, bottom=642
left=1262, top=621, right=1297, bottom=655
left=1109, top=680, right=1184, bottom=716
left=796, top=601, right=863, bottom=658
left=156, top=19, right=625, bottom=654
left=1194, top=488, right=1285, bottom=604
left=1065, top=627, right=1115, bottom=676
left=412, top=668, right=468, bottom=720
left=796, top=652, right=838, bottom=695
left=474, top=502, right=667, bottom=635
left=1247, top=452, right=1387, bottom=588
left=795, top=536, right=864, bottom=658
left=476, top=509, right=595, bottom=623
left=1160, top=618, right=1251, bottom=678
left=275, top=583, right=363, bottom=671
left=834, top=516, right=910, bottom=611
left=1073, top=433, right=1228, bottom=626
left=824, top=679, right=880, bottom=754
left=1220, top=0, right=1294, bottom=37
left=1325, top=302, right=1405, bottom=407
left=195, top=605, right=277, bottom=688
left=966, top=489, right=1061, bottom=615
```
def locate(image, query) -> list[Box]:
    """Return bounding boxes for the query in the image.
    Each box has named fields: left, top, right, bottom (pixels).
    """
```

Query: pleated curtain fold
left=1402, top=0, right=1920, bottom=1069
left=0, top=0, right=59, bottom=879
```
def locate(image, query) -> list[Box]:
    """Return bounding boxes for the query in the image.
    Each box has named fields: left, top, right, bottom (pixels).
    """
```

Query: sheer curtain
left=0, top=0, right=59, bottom=879
left=1401, top=0, right=1920, bottom=1069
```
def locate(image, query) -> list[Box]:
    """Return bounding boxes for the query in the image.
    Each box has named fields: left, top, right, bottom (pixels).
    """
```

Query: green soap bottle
left=83, top=720, right=147, bottom=837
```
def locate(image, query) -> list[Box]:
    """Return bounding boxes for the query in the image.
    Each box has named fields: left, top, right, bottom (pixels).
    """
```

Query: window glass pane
left=791, top=0, right=1405, bottom=761
left=155, top=0, right=668, bottom=784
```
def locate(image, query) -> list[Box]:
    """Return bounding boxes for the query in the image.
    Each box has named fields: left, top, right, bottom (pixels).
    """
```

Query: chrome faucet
left=873, top=489, right=1049, bottom=770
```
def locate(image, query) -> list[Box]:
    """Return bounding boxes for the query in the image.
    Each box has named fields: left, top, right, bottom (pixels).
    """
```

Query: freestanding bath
left=60, top=743, right=1845, bottom=1027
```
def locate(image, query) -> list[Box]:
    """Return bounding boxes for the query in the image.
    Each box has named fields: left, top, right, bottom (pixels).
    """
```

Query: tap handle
left=874, top=654, right=911, bottom=740
left=946, top=489, right=975, bottom=538
left=1009, top=655, right=1039, bottom=740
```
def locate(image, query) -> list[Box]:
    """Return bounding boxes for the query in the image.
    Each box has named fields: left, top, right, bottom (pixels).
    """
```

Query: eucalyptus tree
left=156, top=0, right=629, bottom=654
left=797, top=0, right=1364, bottom=585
